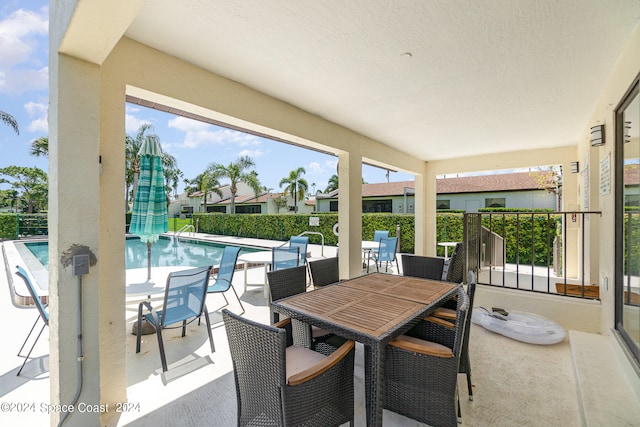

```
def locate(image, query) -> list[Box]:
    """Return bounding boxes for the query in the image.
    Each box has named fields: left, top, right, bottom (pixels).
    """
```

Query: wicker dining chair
left=308, top=256, right=339, bottom=287
left=384, top=287, right=469, bottom=427
left=222, top=309, right=355, bottom=427
left=401, top=254, right=445, bottom=280
left=267, top=265, right=347, bottom=355
left=422, top=270, right=477, bottom=401
left=444, top=242, right=465, bottom=283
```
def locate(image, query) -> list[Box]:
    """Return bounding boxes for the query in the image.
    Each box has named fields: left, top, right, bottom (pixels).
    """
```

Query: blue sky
left=0, top=1, right=414, bottom=196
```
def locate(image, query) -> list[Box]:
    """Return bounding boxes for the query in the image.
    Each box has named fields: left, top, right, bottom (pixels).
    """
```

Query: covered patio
left=2, top=237, right=638, bottom=426
left=43, top=1, right=640, bottom=425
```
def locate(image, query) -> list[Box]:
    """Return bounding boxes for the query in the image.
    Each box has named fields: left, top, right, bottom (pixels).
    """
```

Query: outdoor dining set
left=14, top=231, right=471, bottom=426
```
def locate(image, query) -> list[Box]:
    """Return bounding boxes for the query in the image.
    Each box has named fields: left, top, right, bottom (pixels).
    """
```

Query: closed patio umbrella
left=129, top=138, right=168, bottom=280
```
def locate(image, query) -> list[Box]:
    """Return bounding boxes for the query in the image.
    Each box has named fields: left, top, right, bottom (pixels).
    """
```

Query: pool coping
left=2, top=232, right=332, bottom=308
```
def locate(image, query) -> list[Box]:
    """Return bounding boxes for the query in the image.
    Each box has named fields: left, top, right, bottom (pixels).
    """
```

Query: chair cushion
left=311, top=325, right=331, bottom=338
left=390, top=335, right=453, bottom=358
left=285, top=346, right=326, bottom=382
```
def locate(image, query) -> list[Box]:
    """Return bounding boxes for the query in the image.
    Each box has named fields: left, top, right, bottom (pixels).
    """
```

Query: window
left=437, top=200, right=451, bottom=210
left=207, top=205, right=226, bottom=213
left=235, top=205, right=262, bottom=214
left=485, top=198, right=506, bottom=208
left=362, top=199, right=392, bottom=213
left=329, top=201, right=338, bottom=212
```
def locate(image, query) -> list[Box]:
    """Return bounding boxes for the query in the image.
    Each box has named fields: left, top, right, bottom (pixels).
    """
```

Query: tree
left=0, top=189, right=19, bottom=211
left=30, top=137, right=49, bottom=157
left=272, top=195, right=288, bottom=213
left=0, top=110, right=19, bottom=134
left=207, top=156, right=261, bottom=214
left=201, top=172, right=222, bottom=212
left=325, top=174, right=339, bottom=193
left=0, top=166, right=48, bottom=213
left=279, top=167, right=308, bottom=213
left=161, top=152, right=182, bottom=200
left=125, top=124, right=158, bottom=212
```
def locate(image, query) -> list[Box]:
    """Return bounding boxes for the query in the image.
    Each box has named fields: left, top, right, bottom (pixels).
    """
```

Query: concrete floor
left=1, top=236, right=639, bottom=426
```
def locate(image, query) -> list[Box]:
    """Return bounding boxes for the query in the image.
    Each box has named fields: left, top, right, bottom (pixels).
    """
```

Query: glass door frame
left=615, top=71, right=640, bottom=365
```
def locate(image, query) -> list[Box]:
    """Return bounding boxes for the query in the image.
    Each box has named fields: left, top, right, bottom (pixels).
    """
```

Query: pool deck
left=1, top=234, right=639, bottom=426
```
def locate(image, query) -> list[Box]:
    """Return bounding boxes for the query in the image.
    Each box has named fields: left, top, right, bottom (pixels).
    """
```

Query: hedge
left=0, top=211, right=574, bottom=267
left=0, top=214, right=18, bottom=240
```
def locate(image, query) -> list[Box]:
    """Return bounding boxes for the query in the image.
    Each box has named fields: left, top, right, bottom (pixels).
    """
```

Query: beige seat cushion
left=285, top=346, right=326, bottom=381
left=311, top=325, right=331, bottom=338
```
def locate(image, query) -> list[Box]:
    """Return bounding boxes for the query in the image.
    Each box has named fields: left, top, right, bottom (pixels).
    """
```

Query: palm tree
left=30, top=137, right=48, bottom=157
left=207, top=155, right=261, bottom=214
left=187, top=172, right=222, bottom=212
left=279, top=167, right=308, bottom=213
left=1, top=110, right=19, bottom=134
left=161, top=152, right=182, bottom=200
left=125, top=124, right=158, bottom=212
left=325, top=174, right=339, bottom=193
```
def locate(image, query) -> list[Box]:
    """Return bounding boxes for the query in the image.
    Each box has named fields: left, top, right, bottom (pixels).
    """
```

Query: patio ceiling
left=124, top=0, right=640, bottom=162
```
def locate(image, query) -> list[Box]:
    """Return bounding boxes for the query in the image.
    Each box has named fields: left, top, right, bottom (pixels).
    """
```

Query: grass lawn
left=168, top=217, right=195, bottom=232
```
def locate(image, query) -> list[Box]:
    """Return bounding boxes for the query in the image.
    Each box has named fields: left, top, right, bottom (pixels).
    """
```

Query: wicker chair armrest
left=273, top=318, right=291, bottom=328
left=433, top=307, right=456, bottom=320
left=287, top=340, right=355, bottom=386
left=389, top=335, right=453, bottom=358
left=423, top=315, right=455, bottom=329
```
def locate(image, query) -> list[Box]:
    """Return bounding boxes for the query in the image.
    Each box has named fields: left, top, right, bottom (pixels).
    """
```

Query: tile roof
left=437, top=171, right=556, bottom=194
left=316, top=171, right=555, bottom=198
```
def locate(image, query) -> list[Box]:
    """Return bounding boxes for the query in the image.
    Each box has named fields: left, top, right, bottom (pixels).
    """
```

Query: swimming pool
left=23, top=236, right=257, bottom=269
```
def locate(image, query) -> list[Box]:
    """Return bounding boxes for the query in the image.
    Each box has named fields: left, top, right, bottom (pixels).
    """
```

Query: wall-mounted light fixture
left=571, top=161, right=579, bottom=174
left=590, top=124, right=605, bottom=146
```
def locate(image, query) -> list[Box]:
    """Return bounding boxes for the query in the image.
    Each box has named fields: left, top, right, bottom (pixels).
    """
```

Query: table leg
left=263, top=264, right=269, bottom=298
left=364, top=344, right=384, bottom=426
left=243, top=262, right=248, bottom=293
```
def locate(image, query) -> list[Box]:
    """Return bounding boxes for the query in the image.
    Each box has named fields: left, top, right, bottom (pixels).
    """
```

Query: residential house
left=214, top=192, right=316, bottom=214
left=436, top=170, right=558, bottom=211
left=315, top=171, right=558, bottom=213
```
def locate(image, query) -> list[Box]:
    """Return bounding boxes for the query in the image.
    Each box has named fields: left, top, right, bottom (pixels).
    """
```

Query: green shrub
left=0, top=214, right=18, bottom=240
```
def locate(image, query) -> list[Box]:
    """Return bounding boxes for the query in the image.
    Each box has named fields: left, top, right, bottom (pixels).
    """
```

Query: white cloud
left=0, top=7, right=48, bottom=94
left=0, top=65, right=47, bottom=94
left=168, top=116, right=263, bottom=149
left=238, top=149, right=264, bottom=158
left=24, top=100, right=48, bottom=133
left=125, top=113, right=152, bottom=133
left=306, top=161, right=324, bottom=173
left=27, top=116, right=47, bottom=133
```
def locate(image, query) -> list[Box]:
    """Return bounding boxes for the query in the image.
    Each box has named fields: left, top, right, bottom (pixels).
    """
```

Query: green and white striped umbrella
left=129, top=138, right=168, bottom=279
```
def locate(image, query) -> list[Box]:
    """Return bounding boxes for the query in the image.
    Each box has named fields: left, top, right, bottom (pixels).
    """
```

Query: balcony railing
left=464, top=211, right=602, bottom=299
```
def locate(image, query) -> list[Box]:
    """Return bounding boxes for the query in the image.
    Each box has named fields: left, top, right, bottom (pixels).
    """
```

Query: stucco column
left=49, top=53, right=103, bottom=426
left=415, top=163, right=436, bottom=256
left=338, top=151, right=363, bottom=278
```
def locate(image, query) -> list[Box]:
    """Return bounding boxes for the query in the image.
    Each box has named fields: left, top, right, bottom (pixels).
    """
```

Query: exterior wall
left=438, top=189, right=557, bottom=212
left=586, top=23, right=640, bottom=335
left=318, top=189, right=556, bottom=213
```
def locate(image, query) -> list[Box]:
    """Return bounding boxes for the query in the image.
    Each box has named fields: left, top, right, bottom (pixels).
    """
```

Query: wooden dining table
left=271, top=272, right=459, bottom=426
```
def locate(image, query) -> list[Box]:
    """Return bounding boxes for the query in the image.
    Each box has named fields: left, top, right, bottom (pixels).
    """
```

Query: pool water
left=24, top=236, right=255, bottom=269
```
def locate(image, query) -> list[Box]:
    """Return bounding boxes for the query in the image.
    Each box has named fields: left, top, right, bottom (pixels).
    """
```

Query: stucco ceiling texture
left=125, top=0, right=640, bottom=161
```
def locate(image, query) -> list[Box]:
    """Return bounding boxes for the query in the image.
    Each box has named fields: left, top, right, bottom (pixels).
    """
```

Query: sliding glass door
left=616, top=72, right=640, bottom=365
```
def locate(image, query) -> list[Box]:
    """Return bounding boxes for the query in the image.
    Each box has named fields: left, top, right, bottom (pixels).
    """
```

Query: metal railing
left=464, top=211, right=602, bottom=299
left=174, top=224, right=195, bottom=239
